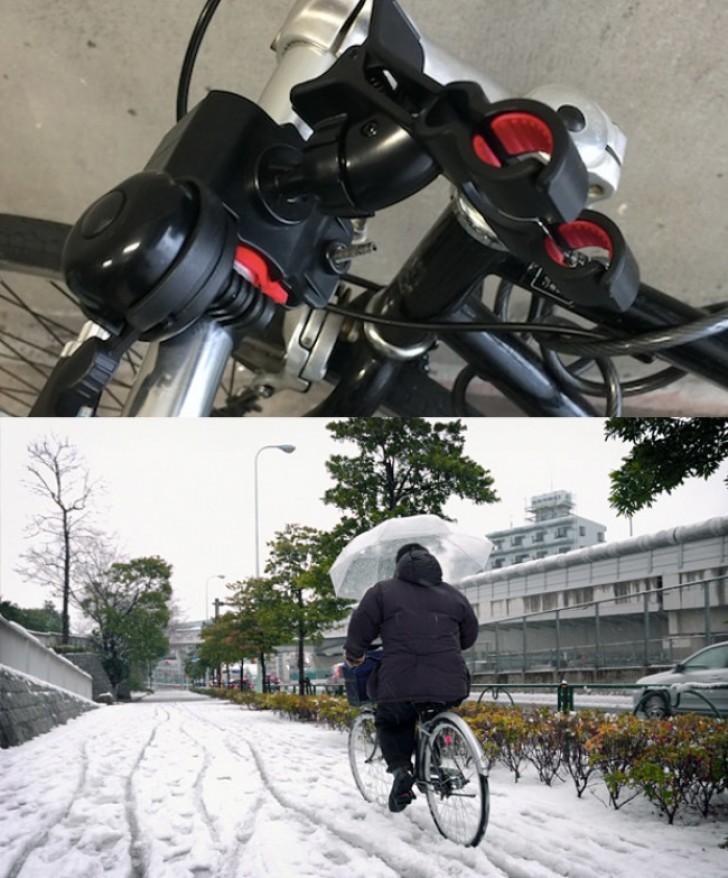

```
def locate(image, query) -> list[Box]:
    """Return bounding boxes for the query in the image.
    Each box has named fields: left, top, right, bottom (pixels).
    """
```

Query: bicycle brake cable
left=327, top=292, right=728, bottom=357
left=176, top=0, right=223, bottom=121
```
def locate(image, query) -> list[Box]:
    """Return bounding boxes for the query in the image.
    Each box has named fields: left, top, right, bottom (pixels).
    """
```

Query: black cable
left=330, top=286, right=728, bottom=359
left=176, top=0, right=223, bottom=121
left=543, top=307, right=728, bottom=358
left=341, top=273, right=386, bottom=293
left=324, top=302, right=609, bottom=344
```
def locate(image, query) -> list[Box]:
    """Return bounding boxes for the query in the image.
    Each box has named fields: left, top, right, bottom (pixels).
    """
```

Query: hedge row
left=198, top=688, right=728, bottom=824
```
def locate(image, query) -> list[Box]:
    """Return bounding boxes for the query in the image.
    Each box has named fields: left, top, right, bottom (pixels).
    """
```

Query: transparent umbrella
left=329, top=514, right=494, bottom=600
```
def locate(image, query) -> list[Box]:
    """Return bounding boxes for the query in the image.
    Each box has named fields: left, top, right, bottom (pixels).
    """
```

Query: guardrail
left=472, top=681, right=728, bottom=718
left=0, top=614, right=93, bottom=699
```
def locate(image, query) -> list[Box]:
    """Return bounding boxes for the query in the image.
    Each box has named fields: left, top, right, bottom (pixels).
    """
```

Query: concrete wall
left=0, top=665, right=98, bottom=748
left=63, top=653, right=115, bottom=701
left=0, top=614, right=93, bottom=699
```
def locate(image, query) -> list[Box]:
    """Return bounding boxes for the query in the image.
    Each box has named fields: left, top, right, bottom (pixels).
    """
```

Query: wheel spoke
left=424, top=717, right=489, bottom=846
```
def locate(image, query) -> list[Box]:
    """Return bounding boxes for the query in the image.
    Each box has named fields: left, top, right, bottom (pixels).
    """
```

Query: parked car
left=633, top=642, right=728, bottom=718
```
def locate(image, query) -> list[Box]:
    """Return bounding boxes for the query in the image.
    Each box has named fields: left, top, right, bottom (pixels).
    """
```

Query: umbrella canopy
left=329, top=514, right=494, bottom=600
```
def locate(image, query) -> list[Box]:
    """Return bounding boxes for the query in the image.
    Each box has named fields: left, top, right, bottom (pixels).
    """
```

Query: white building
left=486, top=491, right=606, bottom=569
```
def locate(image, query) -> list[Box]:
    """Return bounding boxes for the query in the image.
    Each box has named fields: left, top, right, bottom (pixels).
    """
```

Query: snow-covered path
left=0, top=690, right=726, bottom=878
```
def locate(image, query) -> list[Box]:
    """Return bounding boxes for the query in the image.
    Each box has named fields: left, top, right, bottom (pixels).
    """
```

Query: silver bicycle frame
left=119, top=0, right=626, bottom=416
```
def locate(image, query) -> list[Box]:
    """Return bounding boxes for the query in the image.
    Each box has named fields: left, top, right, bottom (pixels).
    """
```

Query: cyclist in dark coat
left=343, top=543, right=479, bottom=812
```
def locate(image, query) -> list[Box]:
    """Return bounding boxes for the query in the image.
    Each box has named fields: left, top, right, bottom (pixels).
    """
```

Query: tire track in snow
left=237, top=736, right=489, bottom=878
left=171, top=703, right=268, bottom=878
left=3, top=739, right=91, bottom=878
left=3, top=704, right=170, bottom=878
left=177, top=701, right=500, bottom=878
left=125, top=705, right=171, bottom=878
left=177, top=727, right=220, bottom=847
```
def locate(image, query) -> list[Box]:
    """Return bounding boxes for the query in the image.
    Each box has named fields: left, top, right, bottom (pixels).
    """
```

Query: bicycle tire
left=422, top=713, right=489, bottom=847
left=348, top=709, right=389, bottom=806
left=0, top=214, right=267, bottom=416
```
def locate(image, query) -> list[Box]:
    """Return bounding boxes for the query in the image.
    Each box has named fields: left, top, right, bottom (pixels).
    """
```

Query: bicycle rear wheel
left=348, top=709, right=389, bottom=805
left=423, top=714, right=489, bottom=847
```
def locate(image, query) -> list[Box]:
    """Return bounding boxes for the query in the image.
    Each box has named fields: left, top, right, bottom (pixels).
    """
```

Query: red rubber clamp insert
left=472, top=112, right=555, bottom=168
left=233, top=245, right=288, bottom=304
left=544, top=220, right=614, bottom=267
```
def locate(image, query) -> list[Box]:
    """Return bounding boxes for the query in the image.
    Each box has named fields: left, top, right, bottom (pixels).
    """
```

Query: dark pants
left=375, top=700, right=461, bottom=772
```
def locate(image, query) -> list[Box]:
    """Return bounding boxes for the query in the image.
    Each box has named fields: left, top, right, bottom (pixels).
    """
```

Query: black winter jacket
left=343, top=548, right=479, bottom=703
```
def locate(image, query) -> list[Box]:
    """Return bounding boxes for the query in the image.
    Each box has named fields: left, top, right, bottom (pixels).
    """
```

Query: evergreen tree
left=266, top=524, right=353, bottom=694
left=0, top=600, right=63, bottom=633
left=606, top=418, right=728, bottom=515
left=322, top=417, right=498, bottom=548
left=80, top=556, right=173, bottom=693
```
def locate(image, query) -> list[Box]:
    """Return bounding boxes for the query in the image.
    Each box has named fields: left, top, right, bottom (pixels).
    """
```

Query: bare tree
left=18, top=436, right=110, bottom=643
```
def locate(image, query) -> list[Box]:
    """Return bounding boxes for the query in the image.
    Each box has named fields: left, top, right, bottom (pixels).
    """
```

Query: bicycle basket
left=343, top=649, right=383, bottom=706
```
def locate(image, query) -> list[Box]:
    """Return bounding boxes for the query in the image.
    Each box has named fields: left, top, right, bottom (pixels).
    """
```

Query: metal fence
left=468, top=574, right=728, bottom=676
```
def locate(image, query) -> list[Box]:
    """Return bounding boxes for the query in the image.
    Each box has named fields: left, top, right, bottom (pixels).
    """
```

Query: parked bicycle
left=348, top=703, right=489, bottom=847
left=1, top=0, right=727, bottom=416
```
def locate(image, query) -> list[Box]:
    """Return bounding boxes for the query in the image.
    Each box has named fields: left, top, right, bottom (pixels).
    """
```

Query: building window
left=533, top=532, right=545, bottom=543
left=493, top=558, right=504, bottom=569
left=579, top=526, right=586, bottom=536
left=514, top=554, right=529, bottom=564
left=598, top=532, right=605, bottom=542
left=512, top=535, right=524, bottom=547
left=555, top=527, right=569, bottom=539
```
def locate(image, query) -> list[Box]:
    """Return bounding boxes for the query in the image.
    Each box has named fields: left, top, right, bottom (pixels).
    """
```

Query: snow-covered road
left=0, top=690, right=725, bottom=878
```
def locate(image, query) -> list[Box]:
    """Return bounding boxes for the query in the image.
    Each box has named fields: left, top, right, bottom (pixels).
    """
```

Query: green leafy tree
left=605, top=418, right=728, bottom=515
left=224, top=576, right=293, bottom=687
left=0, top=600, right=63, bottom=633
left=323, top=418, right=498, bottom=539
left=79, top=556, right=173, bottom=692
left=198, top=615, right=240, bottom=686
left=266, top=524, right=353, bottom=694
left=183, top=655, right=211, bottom=686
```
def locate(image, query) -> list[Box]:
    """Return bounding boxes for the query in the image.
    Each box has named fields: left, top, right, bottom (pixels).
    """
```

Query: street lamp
left=254, top=443, right=296, bottom=693
left=205, top=573, right=226, bottom=622
left=254, top=444, right=296, bottom=577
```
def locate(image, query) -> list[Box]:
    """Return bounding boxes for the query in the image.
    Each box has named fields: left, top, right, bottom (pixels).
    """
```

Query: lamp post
left=254, top=443, right=296, bottom=691
left=254, top=444, right=296, bottom=577
left=205, top=573, right=226, bottom=622
left=203, top=574, right=225, bottom=685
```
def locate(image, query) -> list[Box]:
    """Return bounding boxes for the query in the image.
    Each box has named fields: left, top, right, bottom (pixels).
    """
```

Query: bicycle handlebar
left=26, top=0, right=728, bottom=417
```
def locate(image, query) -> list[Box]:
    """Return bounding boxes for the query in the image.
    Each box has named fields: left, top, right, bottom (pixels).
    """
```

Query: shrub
left=585, top=715, right=652, bottom=809
left=629, top=715, right=728, bottom=823
left=522, top=706, right=564, bottom=786
left=557, top=710, right=605, bottom=798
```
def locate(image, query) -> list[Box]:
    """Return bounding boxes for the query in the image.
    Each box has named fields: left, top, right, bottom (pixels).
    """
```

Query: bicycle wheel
left=0, top=214, right=146, bottom=415
left=0, top=214, right=274, bottom=416
left=422, top=714, right=489, bottom=847
left=348, top=709, right=389, bottom=805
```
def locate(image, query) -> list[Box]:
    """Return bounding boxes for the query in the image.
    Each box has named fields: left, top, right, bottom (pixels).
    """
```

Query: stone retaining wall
left=0, top=665, right=99, bottom=748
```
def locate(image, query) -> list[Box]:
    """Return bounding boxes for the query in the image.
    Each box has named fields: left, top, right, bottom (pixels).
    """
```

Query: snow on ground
left=0, top=689, right=726, bottom=878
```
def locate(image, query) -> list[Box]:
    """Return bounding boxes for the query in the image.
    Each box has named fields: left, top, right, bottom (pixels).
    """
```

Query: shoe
left=388, top=767, right=416, bottom=813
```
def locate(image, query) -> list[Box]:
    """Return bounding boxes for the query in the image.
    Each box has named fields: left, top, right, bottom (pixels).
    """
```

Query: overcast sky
left=1, top=418, right=726, bottom=627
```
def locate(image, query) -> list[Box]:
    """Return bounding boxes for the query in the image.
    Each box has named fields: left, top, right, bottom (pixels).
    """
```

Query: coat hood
left=394, top=548, right=443, bottom=586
